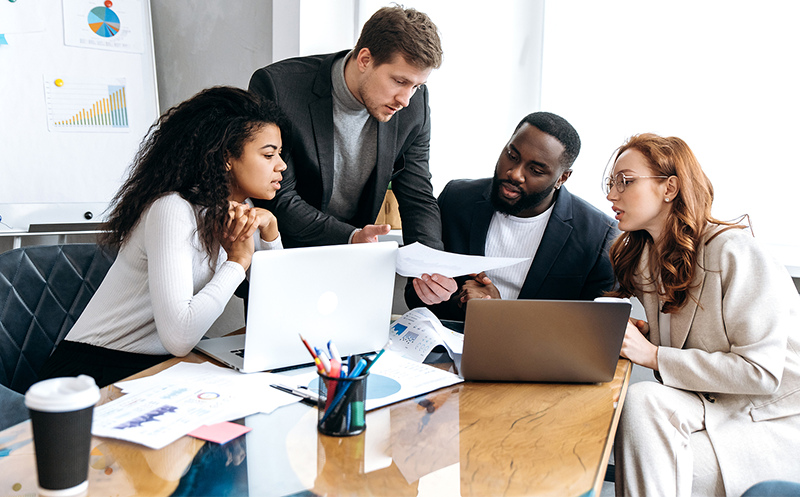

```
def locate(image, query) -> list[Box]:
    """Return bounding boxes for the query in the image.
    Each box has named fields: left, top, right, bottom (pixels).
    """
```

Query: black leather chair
left=0, top=244, right=116, bottom=395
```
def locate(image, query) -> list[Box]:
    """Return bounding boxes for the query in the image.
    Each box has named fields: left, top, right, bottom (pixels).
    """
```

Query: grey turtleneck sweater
left=328, top=53, right=378, bottom=222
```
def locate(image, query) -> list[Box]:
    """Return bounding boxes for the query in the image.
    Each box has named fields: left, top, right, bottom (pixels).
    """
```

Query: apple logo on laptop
left=317, top=291, right=338, bottom=315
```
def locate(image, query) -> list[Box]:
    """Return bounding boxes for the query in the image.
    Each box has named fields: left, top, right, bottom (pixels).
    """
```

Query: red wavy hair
left=605, top=133, right=743, bottom=313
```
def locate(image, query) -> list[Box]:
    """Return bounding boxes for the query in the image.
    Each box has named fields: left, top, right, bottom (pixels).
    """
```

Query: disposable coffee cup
left=25, top=375, right=100, bottom=496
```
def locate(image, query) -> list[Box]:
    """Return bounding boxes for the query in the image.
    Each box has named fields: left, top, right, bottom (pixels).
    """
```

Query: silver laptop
left=459, top=299, right=631, bottom=383
left=195, top=241, right=398, bottom=372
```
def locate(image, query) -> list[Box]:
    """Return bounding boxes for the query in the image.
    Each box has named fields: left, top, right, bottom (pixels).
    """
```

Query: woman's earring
left=665, top=197, right=671, bottom=202
left=225, top=162, right=231, bottom=171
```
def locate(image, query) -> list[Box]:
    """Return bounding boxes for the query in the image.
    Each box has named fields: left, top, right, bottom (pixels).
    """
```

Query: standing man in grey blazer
left=248, top=7, right=439, bottom=248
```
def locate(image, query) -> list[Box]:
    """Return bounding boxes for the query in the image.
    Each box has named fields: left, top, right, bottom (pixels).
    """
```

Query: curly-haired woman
left=39, top=86, right=289, bottom=387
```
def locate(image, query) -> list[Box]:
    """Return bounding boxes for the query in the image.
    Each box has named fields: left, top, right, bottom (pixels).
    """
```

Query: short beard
left=490, top=175, right=557, bottom=216
left=358, top=78, right=392, bottom=123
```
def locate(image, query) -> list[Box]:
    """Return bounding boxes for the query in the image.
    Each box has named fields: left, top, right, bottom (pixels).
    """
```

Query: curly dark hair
left=99, top=86, right=290, bottom=259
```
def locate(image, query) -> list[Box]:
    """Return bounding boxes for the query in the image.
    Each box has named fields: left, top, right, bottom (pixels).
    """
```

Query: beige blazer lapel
left=669, top=241, right=707, bottom=349
left=637, top=241, right=705, bottom=348
left=637, top=245, right=662, bottom=347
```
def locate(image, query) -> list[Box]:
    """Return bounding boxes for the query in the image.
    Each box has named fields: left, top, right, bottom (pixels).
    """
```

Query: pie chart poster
left=63, top=0, right=144, bottom=54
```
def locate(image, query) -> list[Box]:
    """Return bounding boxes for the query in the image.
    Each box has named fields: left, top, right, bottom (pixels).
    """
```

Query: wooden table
left=0, top=355, right=631, bottom=497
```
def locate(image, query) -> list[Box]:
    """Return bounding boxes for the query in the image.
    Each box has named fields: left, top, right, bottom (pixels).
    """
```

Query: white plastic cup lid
left=25, top=375, right=101, bottom=412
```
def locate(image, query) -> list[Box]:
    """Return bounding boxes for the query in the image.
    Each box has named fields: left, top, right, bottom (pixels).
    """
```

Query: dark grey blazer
left=405, top=178, right=619, bottom=320
left=248, top=50, right=442, bottom=249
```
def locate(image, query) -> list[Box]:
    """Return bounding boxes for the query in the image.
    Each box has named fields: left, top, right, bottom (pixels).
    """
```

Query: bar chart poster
left=44, top=77, right=130, bottom=132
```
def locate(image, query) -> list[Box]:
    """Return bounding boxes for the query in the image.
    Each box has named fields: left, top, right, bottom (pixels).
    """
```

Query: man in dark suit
left=406, top=112, right=619, bottom=320
left=248, top=6, right=444, bottom=256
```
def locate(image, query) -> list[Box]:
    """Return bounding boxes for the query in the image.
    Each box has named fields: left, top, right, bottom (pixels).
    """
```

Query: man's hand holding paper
left=413, top=273, right=458, bottom=305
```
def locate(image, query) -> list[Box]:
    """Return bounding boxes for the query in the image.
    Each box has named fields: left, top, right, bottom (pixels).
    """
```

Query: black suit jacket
left=405, top=179, right=619, bottom=320
left=248, top=50, right=442, bottom=249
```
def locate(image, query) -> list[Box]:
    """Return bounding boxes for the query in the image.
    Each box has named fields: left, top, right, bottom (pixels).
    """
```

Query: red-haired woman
left=604, top=133, right=800, bottom=496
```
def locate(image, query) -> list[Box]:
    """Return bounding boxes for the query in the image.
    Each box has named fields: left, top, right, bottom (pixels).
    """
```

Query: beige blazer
left=635, top=226, right=800, bottom=495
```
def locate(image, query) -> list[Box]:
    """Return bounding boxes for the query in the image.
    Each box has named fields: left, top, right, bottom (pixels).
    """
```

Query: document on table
left=395, top=242, right=529, bottom=278
left=281, top=349, right=463, bottom=412
left=93, top=362, right=299, bottom=449
left=389, top=308, right=463, bottom=362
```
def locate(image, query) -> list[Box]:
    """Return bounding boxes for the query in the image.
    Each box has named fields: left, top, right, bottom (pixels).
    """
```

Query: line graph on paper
left=44, top=77, right=130, bottom=132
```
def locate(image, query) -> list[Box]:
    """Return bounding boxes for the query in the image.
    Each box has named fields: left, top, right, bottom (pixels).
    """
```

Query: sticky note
left=0, top=35, right=8, bottom=45
left=188, top=422, right=251, bottom=445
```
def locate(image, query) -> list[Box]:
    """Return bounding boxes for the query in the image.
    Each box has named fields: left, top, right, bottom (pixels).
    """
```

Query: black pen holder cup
left=317, top=371, right=369, bottom=437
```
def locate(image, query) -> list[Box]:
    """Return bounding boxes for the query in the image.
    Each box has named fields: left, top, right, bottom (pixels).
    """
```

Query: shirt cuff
left=258, top=233, right=283, bottom=251
left=348, top=228, right=360, bottom=244
left=219, top=259, right=247, bottom=281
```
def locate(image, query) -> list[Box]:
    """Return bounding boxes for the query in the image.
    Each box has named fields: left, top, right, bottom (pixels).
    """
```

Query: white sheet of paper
left=97, top=362, right=300, bottom=449
left=389, top=308, right=463, bottom=362
left=396, top=242, right=529, bottom=278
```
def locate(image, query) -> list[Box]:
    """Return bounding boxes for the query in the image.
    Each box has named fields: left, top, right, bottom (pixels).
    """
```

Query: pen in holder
left=317, top=371, right=368, bottom=437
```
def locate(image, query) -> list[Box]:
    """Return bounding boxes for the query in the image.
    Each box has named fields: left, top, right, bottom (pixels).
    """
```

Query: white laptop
left=195, top=241, right=398, bottom=372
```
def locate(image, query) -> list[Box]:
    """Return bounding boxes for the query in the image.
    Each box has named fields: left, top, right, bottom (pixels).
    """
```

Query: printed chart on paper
left=62, top=0, right=144, bottom=53
left=44, top=77, right=130, bottom=132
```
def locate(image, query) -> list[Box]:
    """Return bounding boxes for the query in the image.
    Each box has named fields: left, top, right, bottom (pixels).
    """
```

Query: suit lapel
left=469, top=185, right=495, bottom=256
left=309, top=51, right=345, bottom=212
left=516, top=190, right=574, bottom=298
left=309, top=99, right=335, bottom=211
left=374, top=119, right=399, bottom=210
left=637, top=246, right=661, bottom=347
left=637, top=240, right=705, bottom=348
left=669, top=241, right=706, bottom=349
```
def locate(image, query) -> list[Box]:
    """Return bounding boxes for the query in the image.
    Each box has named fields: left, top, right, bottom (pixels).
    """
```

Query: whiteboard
left=0, top=0, right=158, bottom=231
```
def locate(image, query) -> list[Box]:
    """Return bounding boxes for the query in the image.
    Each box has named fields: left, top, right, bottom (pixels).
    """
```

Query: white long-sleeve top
left=66, top=193, right=281, bottom=356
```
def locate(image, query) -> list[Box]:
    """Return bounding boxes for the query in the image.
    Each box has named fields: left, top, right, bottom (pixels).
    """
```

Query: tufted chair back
left=0, top=244, right=116, bottom=394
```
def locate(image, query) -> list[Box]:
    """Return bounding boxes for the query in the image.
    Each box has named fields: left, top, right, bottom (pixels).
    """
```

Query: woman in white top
left=39, top=86, right=289, bottom=387
left=605, top=133, right=800, bottom=496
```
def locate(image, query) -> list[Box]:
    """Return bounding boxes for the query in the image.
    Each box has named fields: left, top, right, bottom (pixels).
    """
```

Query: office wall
left=150, top=0, right=356, bottom=112
left=541, top=0, right=800, bottom=265
left=150, top=0, right=273, bottom=112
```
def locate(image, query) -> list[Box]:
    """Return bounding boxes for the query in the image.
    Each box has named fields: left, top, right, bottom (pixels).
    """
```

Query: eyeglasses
left=604, top=171, right=670, bottom=195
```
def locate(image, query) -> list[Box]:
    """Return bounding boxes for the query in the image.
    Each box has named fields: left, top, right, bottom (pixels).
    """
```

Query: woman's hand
left=225, top=202, right=259, bottom=243
left=619, top=318, right=659, bottom=370
left=222, top=202, right=256, bottom=270
left=225, top=203, right=280, bottom=243
left=251, top=207, right=279, bottom=242
left=458, top=272, right=501, bottom=307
